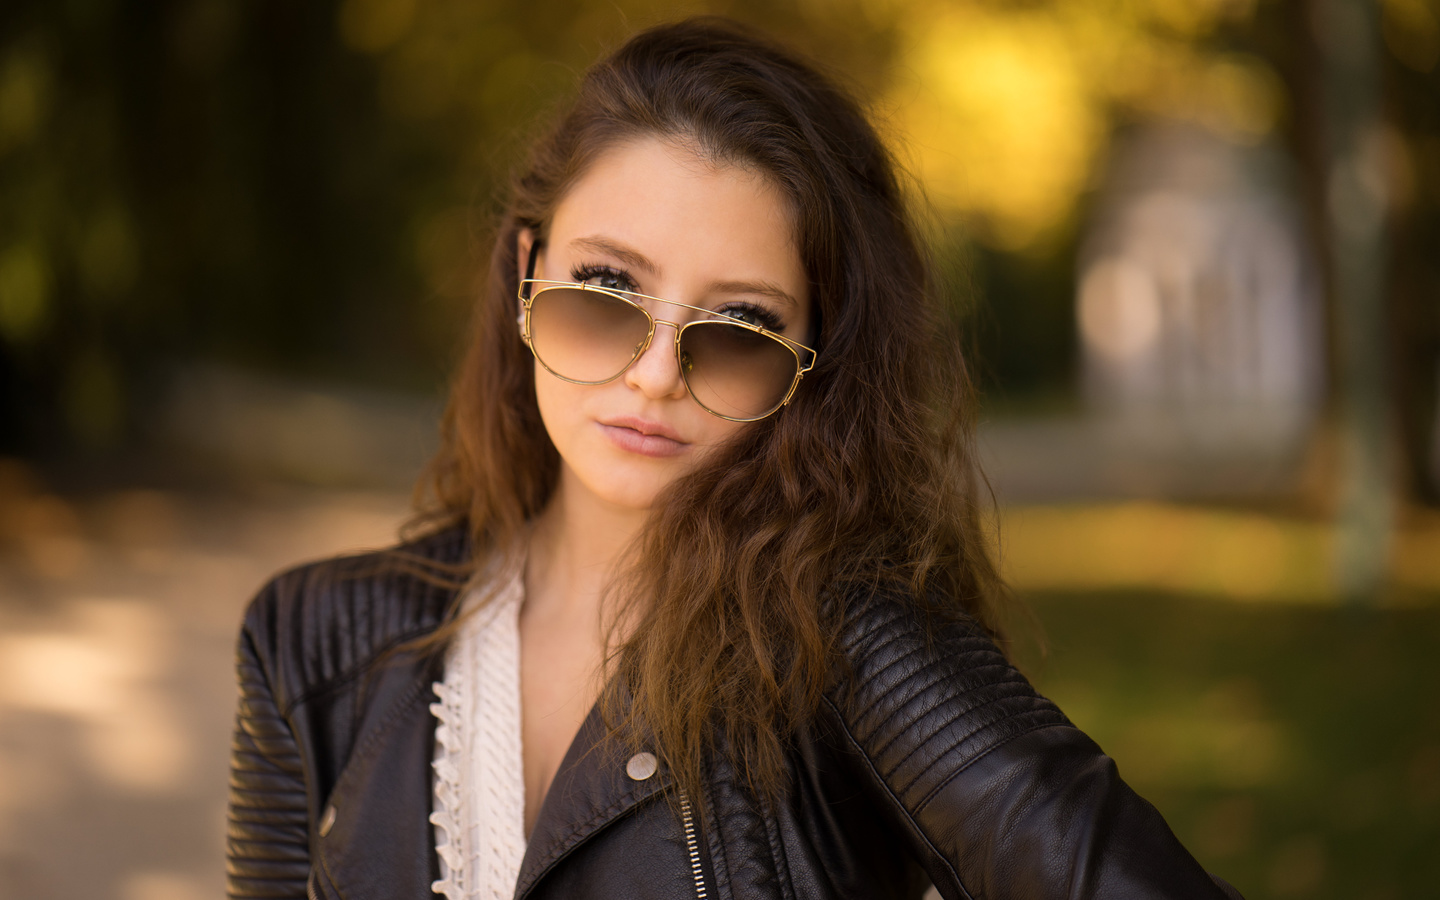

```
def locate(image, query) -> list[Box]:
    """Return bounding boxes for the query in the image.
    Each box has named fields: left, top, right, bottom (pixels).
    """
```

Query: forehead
left=549, top=137, right=804, bottom=289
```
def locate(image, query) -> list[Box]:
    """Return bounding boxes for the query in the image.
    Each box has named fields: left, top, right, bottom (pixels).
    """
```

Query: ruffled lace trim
left=430, top=569, right=526, bottom=899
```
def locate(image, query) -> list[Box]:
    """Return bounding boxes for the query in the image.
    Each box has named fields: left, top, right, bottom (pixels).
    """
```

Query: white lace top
left=429, top=570, right=528, bottom=900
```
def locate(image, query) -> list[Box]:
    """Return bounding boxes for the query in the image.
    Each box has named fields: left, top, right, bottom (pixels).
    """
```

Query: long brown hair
left=414, top=17, right=1005, bottom=805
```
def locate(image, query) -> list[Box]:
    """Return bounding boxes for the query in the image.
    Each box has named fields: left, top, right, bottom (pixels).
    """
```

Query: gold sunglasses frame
left=517, top=278, right=818, bottom=423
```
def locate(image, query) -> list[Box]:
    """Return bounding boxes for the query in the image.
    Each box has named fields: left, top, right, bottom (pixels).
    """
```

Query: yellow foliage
left=889, top=8, right=1103, bottom=248
left=1198, top=54, right=1283, bottom=141
left=342, top=0, right=1287, bottom=251
left=1382, top=0, right=1440, bottom=72
left=1000, top=502, right=1440, bottom=601
left=79, top=205, right=140, bottom=301
left=1141, top=0, right=1257, bottom=36
left=338, top=0, right=418, bottom=54
left=881, top=0, right=1281, bottom=247
left=0, top=242, right=51, bottom=344
left=0, top=43, right=51, bottom=154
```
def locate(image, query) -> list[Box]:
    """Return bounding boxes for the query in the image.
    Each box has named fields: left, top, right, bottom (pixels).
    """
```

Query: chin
left=588, top=474, right=672, bottom=512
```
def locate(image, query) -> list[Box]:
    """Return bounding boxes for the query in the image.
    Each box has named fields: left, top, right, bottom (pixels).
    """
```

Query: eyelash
left=571, top=264, right=636, bottom=294
left=569, top=263, right=788, bottom=332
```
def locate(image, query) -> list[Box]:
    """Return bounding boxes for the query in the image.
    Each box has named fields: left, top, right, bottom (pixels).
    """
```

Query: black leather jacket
left=226, top=526, right=1242, bottom=900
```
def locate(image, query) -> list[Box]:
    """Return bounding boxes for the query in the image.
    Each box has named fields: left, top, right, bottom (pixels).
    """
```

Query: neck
left=524, top=468, right=649, bottom=626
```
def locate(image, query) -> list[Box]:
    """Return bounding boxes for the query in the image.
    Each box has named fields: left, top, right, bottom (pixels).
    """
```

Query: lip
left=599, top=416, right=689, bottom=458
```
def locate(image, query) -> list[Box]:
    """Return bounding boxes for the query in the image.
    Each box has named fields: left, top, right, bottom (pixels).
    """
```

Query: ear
left=517, top=228, right=536, bottom=284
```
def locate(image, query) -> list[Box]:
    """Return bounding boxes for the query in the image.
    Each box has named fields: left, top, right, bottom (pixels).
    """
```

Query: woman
left=226, top=18, right=1243, bottom=900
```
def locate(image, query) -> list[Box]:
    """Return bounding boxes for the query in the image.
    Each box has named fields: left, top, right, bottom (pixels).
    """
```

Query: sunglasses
left=517, top=245, right=817, bottom=422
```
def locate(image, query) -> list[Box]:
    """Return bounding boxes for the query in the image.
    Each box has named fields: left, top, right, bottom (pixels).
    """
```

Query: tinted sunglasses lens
left=679, top=321, right=799, bottom=420
left=529, top=288, right=650, bottom=382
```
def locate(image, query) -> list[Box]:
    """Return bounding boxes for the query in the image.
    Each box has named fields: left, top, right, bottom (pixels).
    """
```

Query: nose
left=623, top=319, right=688, bottom=401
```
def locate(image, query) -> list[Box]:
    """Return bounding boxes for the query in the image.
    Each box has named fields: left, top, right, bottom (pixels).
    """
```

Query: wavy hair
left=414, top=17, right=1005, bottom=805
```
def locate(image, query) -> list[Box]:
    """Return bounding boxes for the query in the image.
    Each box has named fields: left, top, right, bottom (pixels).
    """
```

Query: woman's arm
left=823, top=592, right=1243, bottom=900
left=226, top=601, right=311, bottom=900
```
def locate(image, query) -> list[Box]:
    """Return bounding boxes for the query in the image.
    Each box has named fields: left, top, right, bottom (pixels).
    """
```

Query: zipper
left=678, top=790, right=709, bottom=899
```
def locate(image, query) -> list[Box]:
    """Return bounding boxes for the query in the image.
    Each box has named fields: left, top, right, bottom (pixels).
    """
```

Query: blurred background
left=1, top=0, right=1437, bottom=897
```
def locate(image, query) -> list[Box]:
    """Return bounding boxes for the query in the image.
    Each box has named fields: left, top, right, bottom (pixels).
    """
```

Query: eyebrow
left=569, top=235, right=801, bottom=311
left=708, top=279, right=800, bottom=312
left=570, top=236, right=659, bottom=276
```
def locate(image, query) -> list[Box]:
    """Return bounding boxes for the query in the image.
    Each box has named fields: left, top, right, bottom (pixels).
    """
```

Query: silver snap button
left=318, top=803, right=337, bottom=837
left=625, top=751, right=658, bottom=781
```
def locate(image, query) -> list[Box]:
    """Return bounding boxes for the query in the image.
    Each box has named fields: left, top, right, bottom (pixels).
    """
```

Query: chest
left=518, top=602, right=607, bottom=836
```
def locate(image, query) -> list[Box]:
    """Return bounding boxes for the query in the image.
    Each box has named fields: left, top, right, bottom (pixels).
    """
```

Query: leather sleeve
left=226, top=594, right=311, bottom=899
left=822, top=596, right=1242, bottom=900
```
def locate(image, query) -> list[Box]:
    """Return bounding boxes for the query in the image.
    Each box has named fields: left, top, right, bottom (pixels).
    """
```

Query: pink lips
left=599, top=416, right=689, bottom=458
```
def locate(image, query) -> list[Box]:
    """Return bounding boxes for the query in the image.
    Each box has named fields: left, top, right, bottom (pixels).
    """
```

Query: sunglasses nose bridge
left=647, top=316, right=688, bottom=351
left=620, top=314, right=696, bottom=403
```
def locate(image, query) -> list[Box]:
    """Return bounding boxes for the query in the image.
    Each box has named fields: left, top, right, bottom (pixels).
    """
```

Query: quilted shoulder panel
left=240, top=525, right=470, bottom=715
left=226, top=625, right=310, bottom=899
left=827, top=592, right=1069, bottom=812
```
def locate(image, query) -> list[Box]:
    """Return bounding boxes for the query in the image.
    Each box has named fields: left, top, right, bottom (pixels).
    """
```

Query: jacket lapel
left=313, top=651, right=444, bottom=900
left=514, top=702, right=673, bottom=899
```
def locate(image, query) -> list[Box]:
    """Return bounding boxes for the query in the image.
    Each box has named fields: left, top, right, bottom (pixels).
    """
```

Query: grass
left=998, top=503, right=1440, bottom=600
left=1022, top=591, right=1440, bottom=900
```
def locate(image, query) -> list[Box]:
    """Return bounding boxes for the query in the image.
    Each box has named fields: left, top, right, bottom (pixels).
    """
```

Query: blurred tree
left=1, top=0, right=435, bottom=452
left=1376, top=0, right=1440, bottom=506
left=1268, top=0, right=1440, bottom=595
left=1287, top=0, right=1393, bottom=600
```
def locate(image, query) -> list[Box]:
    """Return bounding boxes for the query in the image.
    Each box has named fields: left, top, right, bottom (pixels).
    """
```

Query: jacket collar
left=515, top=700, right=673, bottom=899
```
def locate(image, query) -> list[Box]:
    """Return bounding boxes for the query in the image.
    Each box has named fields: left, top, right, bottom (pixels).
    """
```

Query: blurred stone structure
left=1076, top=124, right=1323, bottom=466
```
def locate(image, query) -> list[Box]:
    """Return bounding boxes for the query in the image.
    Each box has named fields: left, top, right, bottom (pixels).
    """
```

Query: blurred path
left=0, top=465, right=410, bottom=900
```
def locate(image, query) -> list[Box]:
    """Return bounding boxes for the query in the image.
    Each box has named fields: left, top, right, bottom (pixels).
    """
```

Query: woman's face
left=523, top=136, right=811, bottom=512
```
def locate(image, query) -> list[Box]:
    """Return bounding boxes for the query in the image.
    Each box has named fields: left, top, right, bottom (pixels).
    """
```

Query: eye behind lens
left=679, top=320, right=800, bottom=420
left=529, top=286, right=652, bottom=383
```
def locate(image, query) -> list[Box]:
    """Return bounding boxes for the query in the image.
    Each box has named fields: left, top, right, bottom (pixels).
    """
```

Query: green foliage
left=1030, top=591, right=1440, bottom=899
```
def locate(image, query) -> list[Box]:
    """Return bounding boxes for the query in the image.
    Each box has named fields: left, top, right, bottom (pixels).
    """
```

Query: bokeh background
left=2, top=0, right=1438, bottom=898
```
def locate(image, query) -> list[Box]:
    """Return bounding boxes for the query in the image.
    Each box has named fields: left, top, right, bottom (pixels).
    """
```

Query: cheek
left=532, top=362, right=581, bottom=440
left=688, top=415, right=748, bottom=452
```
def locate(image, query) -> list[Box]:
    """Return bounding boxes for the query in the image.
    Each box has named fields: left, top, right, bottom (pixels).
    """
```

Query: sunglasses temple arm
left=520, top=239, right=542, bottom=300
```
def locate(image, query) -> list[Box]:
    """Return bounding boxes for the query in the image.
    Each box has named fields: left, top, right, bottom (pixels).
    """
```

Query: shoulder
left=237, top=523, right=472, bottom=712
left=822, top=591, right=1243, bottom=899
left=825, top=585, right=1071, bottom=791
left=819, top=587, right=1082, bottom=881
